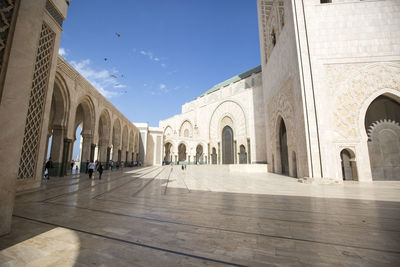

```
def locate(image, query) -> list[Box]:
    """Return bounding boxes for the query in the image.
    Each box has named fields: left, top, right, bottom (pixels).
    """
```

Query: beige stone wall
left=300, top=0, right=400, bottom=181
left=258, top=0, right=309, bottom=178
left=159, top=71, right=266, bottom=165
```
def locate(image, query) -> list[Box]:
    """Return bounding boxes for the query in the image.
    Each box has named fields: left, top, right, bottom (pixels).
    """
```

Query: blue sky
left=60, top=0, right=261, bottom=127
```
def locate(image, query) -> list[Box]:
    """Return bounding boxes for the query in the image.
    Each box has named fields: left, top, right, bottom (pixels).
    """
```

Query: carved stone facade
left=159, top=68, right=265, bottom=165
left=257, top=0, right=400, bottom=182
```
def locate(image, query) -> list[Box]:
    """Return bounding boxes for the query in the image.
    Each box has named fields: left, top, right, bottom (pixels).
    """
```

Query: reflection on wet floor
left=1, top=166, right=400, bottom=266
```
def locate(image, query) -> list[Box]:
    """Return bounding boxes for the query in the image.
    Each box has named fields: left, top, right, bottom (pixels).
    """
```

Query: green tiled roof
left=200, top=65, right=261, bottom=97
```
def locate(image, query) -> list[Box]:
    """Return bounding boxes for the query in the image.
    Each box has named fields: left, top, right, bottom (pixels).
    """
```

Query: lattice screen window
left=260, top=0, right=273, bottom=63
left=0, top=0, right=16, bottom=72
left=18, top=23, right=56, bottom=179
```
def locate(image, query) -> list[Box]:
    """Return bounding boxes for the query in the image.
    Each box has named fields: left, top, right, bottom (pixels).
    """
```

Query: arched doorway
left=365, top=95, right=400, bottom=180
left=196, top=145, right=203, bottom=164
left=239, top=145, right=247, bottom=164
left=73, top=98, right=95, bottom=173
left=46, top=81, right=68, bottom=177
left=222, top=126, right=234, bottom=164
left=178, top=143, right=186, bottom=162
left=279, top=119, right=289, bottom=175
left=340, top=149, right=357, bottom=181
left=164, top=143, right=172, bottom=164
left=212, top=147, right=217, bottom=164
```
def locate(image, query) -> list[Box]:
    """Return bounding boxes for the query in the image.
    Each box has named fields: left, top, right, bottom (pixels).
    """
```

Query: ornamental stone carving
left=268, top=90, right=294, bottom=147
left=331, top=63, right=400, bottom=139
left=209, top=100, right=247, bottom=142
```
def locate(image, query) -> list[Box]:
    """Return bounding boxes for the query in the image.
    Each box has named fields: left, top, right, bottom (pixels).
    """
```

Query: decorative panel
left=18, top=23, right=56, bottom=179
left=45, top=0, right=63, bottom=27
left=0, top=0, right=17, bottom=99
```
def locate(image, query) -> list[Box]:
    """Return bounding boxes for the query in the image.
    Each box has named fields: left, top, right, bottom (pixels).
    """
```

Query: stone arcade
left=0, top=0, right=399, bottom=242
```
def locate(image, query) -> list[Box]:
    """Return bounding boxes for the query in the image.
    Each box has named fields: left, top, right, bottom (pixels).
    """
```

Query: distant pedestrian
left=181, top=165, right=184, bottom=171
left=109, top=160, right=114, bottom=171
left=85, top=160, right=89, bottom=174
left=88, top=160, right=96, bottom=179
left=71, top=159, right=75, bottom=170
left=97, top=163, right=104, bottom=180
left=45, top=157, right=53, bottom=180
left=116, top=161, right=120, bottom=170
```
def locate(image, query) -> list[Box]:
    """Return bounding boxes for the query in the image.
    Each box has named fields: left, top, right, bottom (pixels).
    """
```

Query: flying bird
left=110, top=74, right=118, bottom=78
left=115, top=32, right=121, bottom=38
left=104, top=58, right=109, bottom=61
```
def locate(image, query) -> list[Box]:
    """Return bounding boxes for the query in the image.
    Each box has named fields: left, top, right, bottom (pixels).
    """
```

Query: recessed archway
left=196, top=144, right=203, bottom=164
left=340, top=149, right=358, bottom=181
left=164, top=142, right=173, bottom=164
left=365, top=95, right=400, bottom=180
left=46, top=77, right=69, bottom=177
left=178, top=143, right=186, bottom=162
left=239, top=145, right=247, bottom=164
left=222, top=126, right=234, bottom=164
left=278, top=118, right=289, bottom=175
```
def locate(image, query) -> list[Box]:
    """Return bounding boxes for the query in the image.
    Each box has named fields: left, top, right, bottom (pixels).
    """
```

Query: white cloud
left=70, top=59, right=124, bottom=98
left=114, top=84, right=126, bottom=89
left=159, top=84, right=166, bottom=89
left=59, top=47, right=67, bottom=57
left=138, top=49, right=167, bottom=68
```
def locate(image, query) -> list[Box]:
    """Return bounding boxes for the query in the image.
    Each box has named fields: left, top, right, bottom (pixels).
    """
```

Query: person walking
left=97, top=162, right=104, bottom=180
left=88, top=160, right=96, bottom=179
left=45, top=157, right=53, bottom=180
left=109, top=160, right=113, bottom=171
left=85, top=160, right=89, bottom=174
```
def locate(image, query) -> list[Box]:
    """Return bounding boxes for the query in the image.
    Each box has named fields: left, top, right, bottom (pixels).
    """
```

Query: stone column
left=49, top=126, right=64, bottom=176
left=80, top=134, right=92, bottom=172
left=99, top=142, right=108, bottom=163
left=61, top=138, right=72, bottom=176
left=106, top=147, right=111, bottom=169
left=112, top=146, right=119, bottom=162
left=90, top=143, right=96, bottom=162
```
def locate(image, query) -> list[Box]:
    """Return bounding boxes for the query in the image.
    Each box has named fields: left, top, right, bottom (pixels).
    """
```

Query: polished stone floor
left=1, top=165, right=400, bottom=266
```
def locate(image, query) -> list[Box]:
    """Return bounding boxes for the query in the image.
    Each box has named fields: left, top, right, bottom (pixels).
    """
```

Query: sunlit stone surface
left=1, top=166, right=400, bottom=266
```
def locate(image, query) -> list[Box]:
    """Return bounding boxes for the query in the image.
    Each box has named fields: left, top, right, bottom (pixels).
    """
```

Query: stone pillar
left=112, top=146, right=119, bottom=162
left=234, top=140, right=237, bottom=164
left=0, top=0, right=69, bottom=235
left=90, top=143, right=96, bottom=162
left=61, top=138, right=72, bottom=176
left=49, top=127, right=64, bottom=176
left=80, top=134, right=92, bottom=172
left=106, top=147, right=111, bottom=169
left=99, top=143, right=108, bottom=163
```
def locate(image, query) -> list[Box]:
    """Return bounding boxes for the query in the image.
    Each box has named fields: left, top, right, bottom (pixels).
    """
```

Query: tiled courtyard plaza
left=1, top=166, right=400, bottom=266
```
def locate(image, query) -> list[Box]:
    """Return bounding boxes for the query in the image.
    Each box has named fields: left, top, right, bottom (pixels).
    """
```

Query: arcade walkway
left=1, top=166, right=400, bottom=266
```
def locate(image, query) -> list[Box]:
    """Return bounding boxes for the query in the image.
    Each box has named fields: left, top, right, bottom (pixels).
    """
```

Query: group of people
left=86, top=160, right=104, bottom=179
left=44, top=157, right=143, bottom=180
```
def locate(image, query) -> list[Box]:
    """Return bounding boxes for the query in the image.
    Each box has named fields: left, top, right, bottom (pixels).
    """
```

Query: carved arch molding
left=268, top=91, right=294, bottom=148
left=209, top=101, right=247, bottom=142
left=331, top=63, right=400, bottom=139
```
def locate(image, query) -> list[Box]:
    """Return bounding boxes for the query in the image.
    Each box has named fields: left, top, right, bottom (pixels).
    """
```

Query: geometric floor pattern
left=1, top=166, right=400, bottom=266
